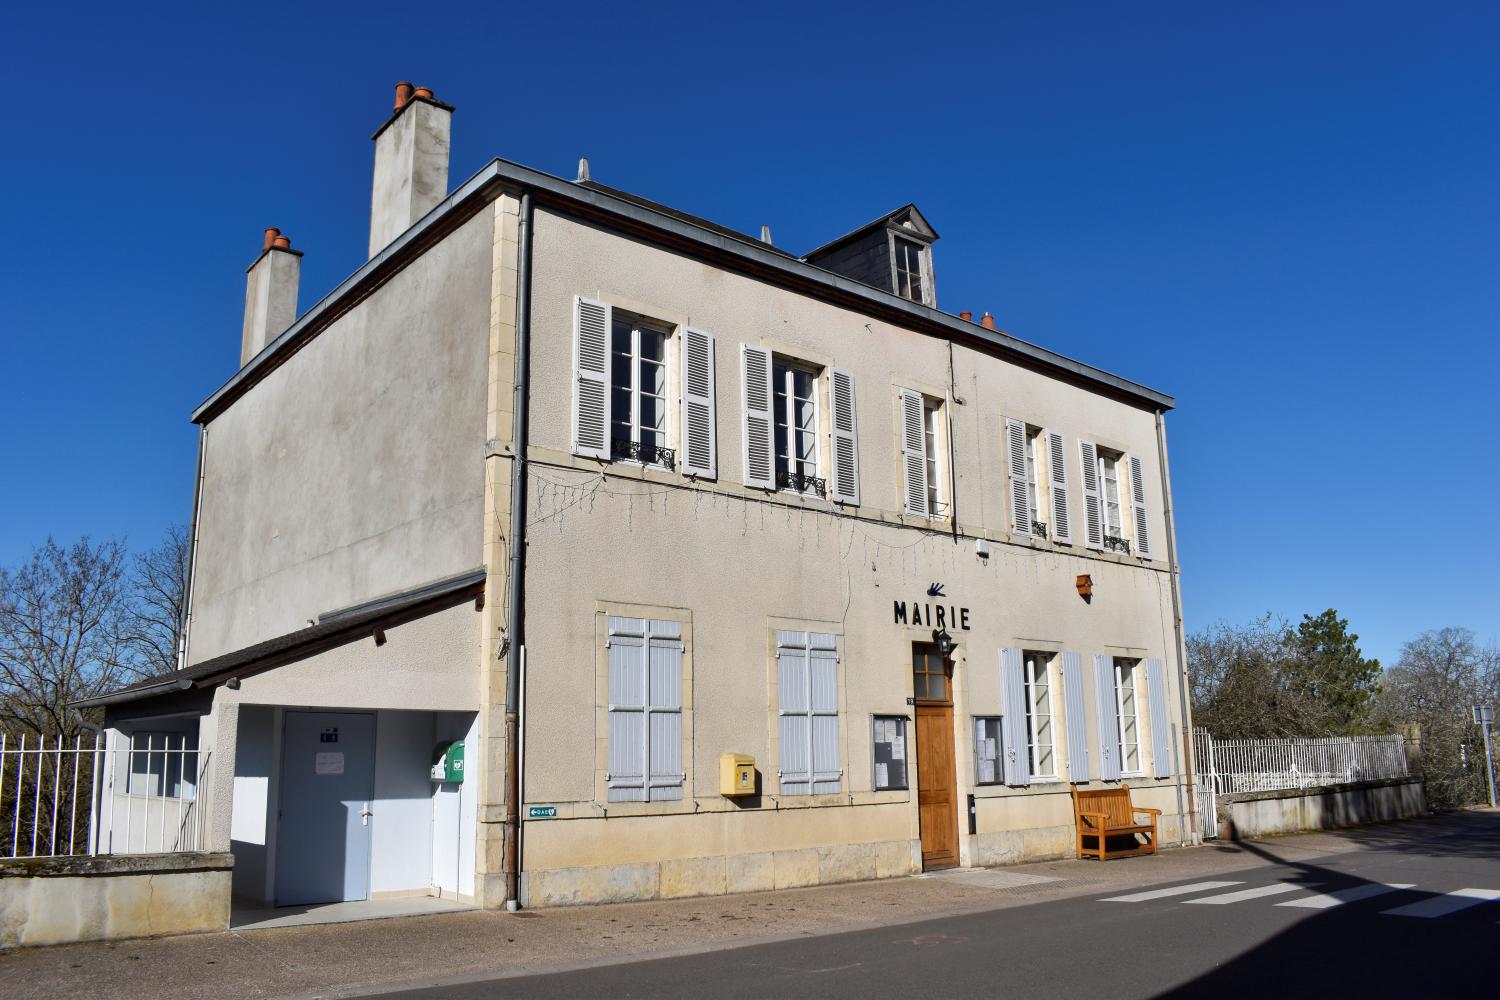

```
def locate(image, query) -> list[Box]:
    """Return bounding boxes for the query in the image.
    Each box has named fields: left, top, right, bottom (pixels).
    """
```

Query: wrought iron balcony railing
left=1103, top=534, right=1131, bottom=554
left=611, top=438, right=674, bottom=469
left=776, top=469, right=827, bottom=497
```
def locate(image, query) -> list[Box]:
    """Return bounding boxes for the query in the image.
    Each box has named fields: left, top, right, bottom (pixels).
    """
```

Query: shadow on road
left=1159, top=811, right=1500, bottom=998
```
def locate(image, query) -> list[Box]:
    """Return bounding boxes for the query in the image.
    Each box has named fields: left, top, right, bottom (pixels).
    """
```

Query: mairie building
left=85, top=82, right=1196, bottom=911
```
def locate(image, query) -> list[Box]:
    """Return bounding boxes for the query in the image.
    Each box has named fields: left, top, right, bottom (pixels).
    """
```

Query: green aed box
left=430, top=740, right=465, bottom=783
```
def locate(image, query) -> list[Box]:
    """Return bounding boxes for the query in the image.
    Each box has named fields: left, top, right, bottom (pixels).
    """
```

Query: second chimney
left=241, top=228, right=302, bottom=366
left=368, top=82, right=453, bottom=258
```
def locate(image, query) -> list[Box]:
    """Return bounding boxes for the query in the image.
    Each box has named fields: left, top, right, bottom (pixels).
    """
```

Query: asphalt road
left=375, top=815, right=1500, bottom=999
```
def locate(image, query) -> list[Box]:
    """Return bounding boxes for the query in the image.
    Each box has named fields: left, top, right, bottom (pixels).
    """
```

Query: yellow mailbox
left=719, top=753, right=756, bottom=796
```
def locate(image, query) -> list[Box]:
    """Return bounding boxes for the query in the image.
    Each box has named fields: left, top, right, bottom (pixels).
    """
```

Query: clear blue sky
left=1, top=2, right=1495, bottom=664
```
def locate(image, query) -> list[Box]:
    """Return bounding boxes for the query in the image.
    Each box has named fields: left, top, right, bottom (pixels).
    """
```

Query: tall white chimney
left=241, top=227, right=301, bottom=366
left=369, top=82, right=453, bottom=258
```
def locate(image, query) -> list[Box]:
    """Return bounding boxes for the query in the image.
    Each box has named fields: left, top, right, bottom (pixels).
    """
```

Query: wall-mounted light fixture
left=1075, top=575, right=1093, bottom=600
left=932, top=627, right=956, bottom=657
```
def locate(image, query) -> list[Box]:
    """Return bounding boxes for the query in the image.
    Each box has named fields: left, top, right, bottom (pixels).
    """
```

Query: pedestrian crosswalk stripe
left=1185, top=882, right=1317, bottom=905
left=1276, top=883, right=1415, bottom=909
left=1101, top=881, right=1243, bottom=903
left=1381, top=888, right=1500, bottom=918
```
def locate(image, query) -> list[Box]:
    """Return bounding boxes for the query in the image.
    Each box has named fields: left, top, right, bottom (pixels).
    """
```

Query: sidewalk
left=0, top=815, right=1478, bottom=1000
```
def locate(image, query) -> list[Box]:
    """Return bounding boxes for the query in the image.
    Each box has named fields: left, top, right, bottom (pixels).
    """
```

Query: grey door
left=276, top=711, right=375, bottom=906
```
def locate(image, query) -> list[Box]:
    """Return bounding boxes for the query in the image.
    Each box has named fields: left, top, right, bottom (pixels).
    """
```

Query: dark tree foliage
left=1375, top=628, right=1499, bottom=809
left=1286, top=609, right=1382, bottom=734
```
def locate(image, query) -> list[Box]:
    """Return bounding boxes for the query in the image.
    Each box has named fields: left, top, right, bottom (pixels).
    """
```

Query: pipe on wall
left=1155, top=407, right=1198, bottom=842
left=502, top=191, right=535, bottom=908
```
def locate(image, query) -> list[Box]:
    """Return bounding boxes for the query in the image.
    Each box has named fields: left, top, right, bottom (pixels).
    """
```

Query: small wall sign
left=527, top=805, right=557, bottom=819
left=893, top=600, right=971, bottom=631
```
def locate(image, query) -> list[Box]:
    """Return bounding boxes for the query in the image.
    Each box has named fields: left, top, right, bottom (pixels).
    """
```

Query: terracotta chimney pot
left=262, top=226, right=281, bottom=251
left=980, top=312, right=997, bottom=331
left=959, top=310, right=972, bottom=322
left=273, top=235, right=291, bottom=249
left=412, top=86, right=433, bottom=100
left=394, top=81, right=414, bottom=110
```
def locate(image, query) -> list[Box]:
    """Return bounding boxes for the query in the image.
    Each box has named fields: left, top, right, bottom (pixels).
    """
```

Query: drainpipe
left=503, top=191, right=534, bottom=909
left=1155, top=407, right=1198, bottom=843
left=178, top=426, right=208, bottom=670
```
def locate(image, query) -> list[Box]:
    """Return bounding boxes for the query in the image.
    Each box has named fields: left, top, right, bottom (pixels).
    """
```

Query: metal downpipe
left=503, top=191, right=534, bottom=908
left=1155, top=407, right=1198, bottom=842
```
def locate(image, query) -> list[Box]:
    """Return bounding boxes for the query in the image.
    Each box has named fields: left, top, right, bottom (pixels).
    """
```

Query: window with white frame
left=123, top=732, right=198, bottom=799
left=1114, top=657, right=1141, bottom=774
left=923, top=398, right=946, bottom=516
left=605, top=616, right=685, bottom=802
left=1098, top=448, right=1127, bottom=552
left=892, top=235, right=929, bottom=304
left=609, top=314, right=673, bottom=468
left=773, top=360, right=824, bottom=495
left=1025, top=426, right=1044, bottom=532
left=1023, top=651, right=1056, bottom=779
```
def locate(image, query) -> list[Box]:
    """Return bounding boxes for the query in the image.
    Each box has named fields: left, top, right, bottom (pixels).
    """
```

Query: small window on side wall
left=872, top=716, right=908, bottom=790
left=974, top=717, right=1003, bottom=785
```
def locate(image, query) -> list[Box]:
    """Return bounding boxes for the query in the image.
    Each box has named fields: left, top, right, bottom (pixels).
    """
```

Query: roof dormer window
left=892, top=235, right=929, bottom=304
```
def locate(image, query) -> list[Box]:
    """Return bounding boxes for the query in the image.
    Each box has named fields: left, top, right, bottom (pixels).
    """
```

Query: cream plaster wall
left=187, top=207, right=494, bottom=663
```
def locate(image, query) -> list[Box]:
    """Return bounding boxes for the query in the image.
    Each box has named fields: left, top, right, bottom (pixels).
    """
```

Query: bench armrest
left=1132, top=807, right=1162, bottom=818
left=1078, top=810, right=1108, bottom=828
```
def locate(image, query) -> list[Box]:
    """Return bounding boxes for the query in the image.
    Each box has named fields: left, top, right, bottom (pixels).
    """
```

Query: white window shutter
left=999, top=647, right=1030, bottom=786
left=1047, top=430, right=1073, bottom=544
left=1128, top=454, right=1153, bottom=559
left=1079, top=440, right=1103, bottom=551
left=829, top=368, right=860, bottom=506
left=899, top=388, right=928, bottom=517
left=680, top=328, right=717, bottom=479
left=606, top=616, right=646, bottom=801
left=1005, top=417, right=1031, bottom=537
left=776, top=631, right=812, bottom=794
left=808, top=633, right=842, bottom=794
left=1146, top=658, right=1172, bottom=779
left=741, top=345, right=775, bottom=489
left=646, top=620, right=685, bottom=800
left=573, top=296, right=611, bottom=460
left=1060, top=652, right=1091, bottom=783
left=1093, top=654, right=1121, bottom=782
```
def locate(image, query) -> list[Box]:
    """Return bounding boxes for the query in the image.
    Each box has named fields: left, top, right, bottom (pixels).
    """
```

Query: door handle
left=361, top=804, right=373, bottom=826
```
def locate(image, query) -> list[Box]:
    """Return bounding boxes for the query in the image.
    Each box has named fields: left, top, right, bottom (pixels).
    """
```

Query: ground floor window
left=1024, top=651, right=1056, bottom=779
left=606, top=616, right=685, bottom=802
left=777, top=630, right=842, bottom=795
left=1114, top=657, right=1141, bottom=774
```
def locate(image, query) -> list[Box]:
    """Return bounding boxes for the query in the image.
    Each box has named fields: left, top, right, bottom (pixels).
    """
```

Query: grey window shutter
left=1060, top=652, right=1091, bottom=784
left=999, top=647, right=1030, bottom=786
left=681, top=328, right=717, bottom=479
left=1005, top=417, right=1032, bottom=537
left=1047, top=430, right=1073, bottom=544
left=573, top=296, right=612, bottom=460
left=606, top=616, right=646, bottom=801
left=777, top=630, right=812, bottom=794
left=1146, top=658, right=1172, bottom=779
left=1128, top=455, right=1153, bottom=559
left=899, top=388, right=929, bottom=517
left=1093, top=654, right=1121, bottom=781
left=646, top=620, right=685, bottom=800
left=829, top=368, right=861, bottom=506
left=741, top=345, right=775, bottom=489
left=809, top=633, right=842, bottom=794
left=1079, top=440, right=1103, bottom=550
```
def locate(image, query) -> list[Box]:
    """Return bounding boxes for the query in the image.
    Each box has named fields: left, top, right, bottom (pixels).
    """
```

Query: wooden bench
left=1072, top=785, right=1161, bottom=860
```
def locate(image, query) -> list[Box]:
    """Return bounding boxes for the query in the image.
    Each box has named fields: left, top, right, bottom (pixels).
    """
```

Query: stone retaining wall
left=1215, top=777, right=1426, bottom=840
left=0, top=852, right=232, bottom=949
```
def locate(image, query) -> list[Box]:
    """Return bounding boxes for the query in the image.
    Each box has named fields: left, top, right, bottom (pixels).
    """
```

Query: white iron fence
left=1193, top=730, right=1408, bottom=797
left=1, top=733, right=209, bottom=860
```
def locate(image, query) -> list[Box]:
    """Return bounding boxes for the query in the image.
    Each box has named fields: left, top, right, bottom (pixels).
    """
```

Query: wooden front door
left=913, top=644, right=959, bottom=870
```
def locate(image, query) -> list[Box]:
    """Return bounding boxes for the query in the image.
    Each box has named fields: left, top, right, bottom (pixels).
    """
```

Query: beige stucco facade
left=115, top=119, right=1188, bottom=913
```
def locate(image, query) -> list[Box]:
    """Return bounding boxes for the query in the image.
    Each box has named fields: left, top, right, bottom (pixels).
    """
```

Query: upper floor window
left=610, top=314, right=673, bottom=469
left=1079, top=440, right=1152, bottom=558
left=892, top=236, right=929, bottom=304
left=1007, top=421, right=1074, bottom=544
left=1100, top=449, right=1124, bottom=544
left=773, top=361, right=824, bottom=495
left=900, top=389, right=948, bottom=519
